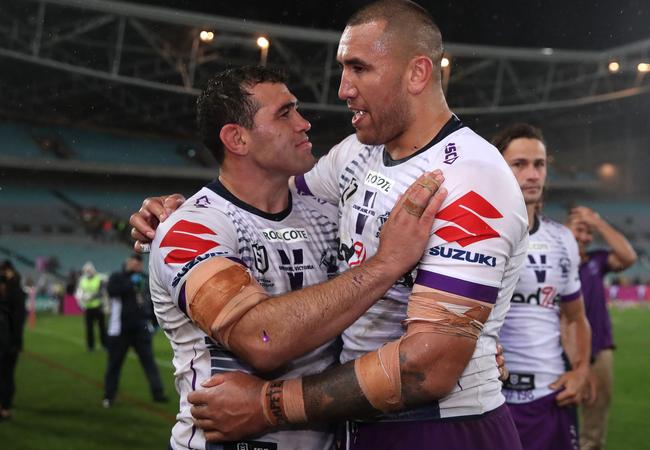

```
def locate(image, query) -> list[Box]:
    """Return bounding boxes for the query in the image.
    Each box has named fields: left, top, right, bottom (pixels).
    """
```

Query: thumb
left=201, top=373, right=227, bottom=388
left=549, top=374, right=566, bottom=391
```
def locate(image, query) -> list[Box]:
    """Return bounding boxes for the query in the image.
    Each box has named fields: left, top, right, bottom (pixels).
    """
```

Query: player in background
left=149, top=65, right=447, bottom=450
left=566, top=206, right=636, bottom=450
left=494, top=123, right=592, bottom=450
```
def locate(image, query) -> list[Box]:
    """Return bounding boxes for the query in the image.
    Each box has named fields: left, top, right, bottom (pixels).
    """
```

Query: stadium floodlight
left=638, top=62, right=650, bottom=73
left=199, top=30, right=214, bottom=42
left=441, top=57, right=450, bottom=68
left=257, top=36, right=270, bottom=66
left=598, top=162, right=617, bottom=181
left=257, top=36, right=270, bottom=49
left=608, top=61, right=620, bottom=73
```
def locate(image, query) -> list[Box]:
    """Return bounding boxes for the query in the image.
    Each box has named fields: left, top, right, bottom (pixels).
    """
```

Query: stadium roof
left=0, top=0, right=649, bottom=198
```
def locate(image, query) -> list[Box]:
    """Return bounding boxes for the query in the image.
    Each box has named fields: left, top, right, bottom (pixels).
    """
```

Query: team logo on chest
left=527, top=253, right=552, bottom=283
left=277, top=249, right=314, bottom=290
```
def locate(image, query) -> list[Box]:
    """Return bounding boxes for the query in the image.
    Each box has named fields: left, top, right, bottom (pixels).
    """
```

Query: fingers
left=420, top=184, right=447, bottom=224
left=548, top=375, right=564, bottom=391
left=133, top=241, right=151, bottom=254
left=201, top=374, right=227, bottom=388
left=164, top=194, right=186, bottom=217
left=129, top=212, right=157, bottom=242
left=402, top=170, right=444, bottom=217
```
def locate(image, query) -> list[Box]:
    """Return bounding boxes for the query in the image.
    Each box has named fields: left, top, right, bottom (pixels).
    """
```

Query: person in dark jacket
left=102, top=254, right=167, bottom=407
left=0, top=260, right=27, bottom=421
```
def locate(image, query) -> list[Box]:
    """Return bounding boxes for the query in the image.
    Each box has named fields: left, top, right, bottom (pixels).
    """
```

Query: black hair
left=196, top=66, right=287, bottom=164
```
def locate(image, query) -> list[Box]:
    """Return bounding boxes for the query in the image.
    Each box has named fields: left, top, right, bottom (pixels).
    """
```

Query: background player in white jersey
left=149, top=66, right=447, bottom=450
left=494, top=123, right=592, bottom=450
left=171, top=3, right=529, bottom=449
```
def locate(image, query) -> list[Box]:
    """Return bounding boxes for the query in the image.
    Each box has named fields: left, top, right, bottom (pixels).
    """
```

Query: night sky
left=115, top=0, right=650, bottom=50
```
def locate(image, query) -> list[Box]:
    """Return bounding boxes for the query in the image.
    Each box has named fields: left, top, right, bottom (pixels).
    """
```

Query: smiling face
left=336, top=21, right=412, bottom=147
left=568, top=219, right=594, bottom=252
left=244, top=82, right=315, bottom=177
left=501, top=137, right=548, bottom=206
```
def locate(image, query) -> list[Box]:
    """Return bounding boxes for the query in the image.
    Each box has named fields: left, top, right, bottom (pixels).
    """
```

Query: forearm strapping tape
left=184, top=257, right=269, bottom=348
left=353, top=290, right=488, bottom=413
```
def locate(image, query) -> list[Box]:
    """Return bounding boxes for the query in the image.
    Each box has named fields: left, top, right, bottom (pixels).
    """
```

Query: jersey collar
left=206, top=179, right=293, bottom=222
left=382, top=115, right=465, bottom=167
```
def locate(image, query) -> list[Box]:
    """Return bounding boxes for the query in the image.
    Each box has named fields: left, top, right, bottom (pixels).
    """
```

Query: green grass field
left=1, top=307, right=649, bottom=449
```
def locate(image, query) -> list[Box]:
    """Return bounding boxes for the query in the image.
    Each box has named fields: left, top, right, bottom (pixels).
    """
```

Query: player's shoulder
left=292, top=189, right=338, bottom=219
left=539, top=216, right=575, bottom=241
left=445, top=126, right=507, bottom=170
left=154, top=187, right=231, bottom=243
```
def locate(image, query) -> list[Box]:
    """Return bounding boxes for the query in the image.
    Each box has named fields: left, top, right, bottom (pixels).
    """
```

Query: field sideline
left=0, top=307, right=648, bottom=449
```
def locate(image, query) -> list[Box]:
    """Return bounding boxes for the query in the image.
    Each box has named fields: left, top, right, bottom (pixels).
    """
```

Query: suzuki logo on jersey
left=511, top=286, right=559, bottom=308
left=364, top=170, right=394, bottom=194
left=261, top=227, right=310, bottom=243
left=159, top=220, right=220, bottom=264
left=434, top=191, right=502, bottom=247
left=428, top=245, right=497, bottom=267
left=443, top=142, right=459, bottom=165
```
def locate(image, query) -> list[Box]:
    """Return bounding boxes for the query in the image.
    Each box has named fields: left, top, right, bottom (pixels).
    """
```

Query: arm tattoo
left=302, top=361, right=379, bottom=422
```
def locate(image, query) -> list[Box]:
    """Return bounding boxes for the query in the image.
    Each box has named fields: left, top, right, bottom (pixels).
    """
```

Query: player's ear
left=406, top=55, right=433, bottom=95
left=219, top=124, right=249, bottom=156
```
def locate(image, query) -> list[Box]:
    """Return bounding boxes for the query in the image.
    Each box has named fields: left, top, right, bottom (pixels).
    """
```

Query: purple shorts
left=344, top=403, right=522, bottom=450
left=508, top=393, right=578, bottom=450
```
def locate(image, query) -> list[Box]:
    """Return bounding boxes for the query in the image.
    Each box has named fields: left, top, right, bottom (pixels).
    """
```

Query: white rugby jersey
left=499, top=215, right=582, bottom=404
left=149, top=180, right=339, bottom=450
left=295, top=116, right=528, bottom=419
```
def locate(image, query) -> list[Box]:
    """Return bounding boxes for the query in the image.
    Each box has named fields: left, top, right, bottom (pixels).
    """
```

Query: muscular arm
left=231, top=253, right=414, bottom=372
left=302, top=287, right=486, bottom=421
left=201, top=172, right=447, bottom=372
left=188, top=287, right=489, bottom=441
left=570, top=206, right=637, bottom=270
left=593, top=218, right=637, bottom=271
left=303, top=324, right=476, bottom=421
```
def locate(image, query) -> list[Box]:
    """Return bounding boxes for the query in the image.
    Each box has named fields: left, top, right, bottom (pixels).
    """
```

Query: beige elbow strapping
left=184, top=257, right=269, bottom=348
left=353, top=291, right=487, bottom=413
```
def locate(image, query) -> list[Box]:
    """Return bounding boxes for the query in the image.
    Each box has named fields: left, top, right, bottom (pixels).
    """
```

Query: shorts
left=508, top=392, right=578, bottom=450
left=342, top=403, right=522, bottom=450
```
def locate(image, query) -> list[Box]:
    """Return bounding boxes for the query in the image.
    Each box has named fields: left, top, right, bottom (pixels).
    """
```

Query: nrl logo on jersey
left=428, top=245, right=497, bottom=267
left=261, top=227, right=310, bottom=243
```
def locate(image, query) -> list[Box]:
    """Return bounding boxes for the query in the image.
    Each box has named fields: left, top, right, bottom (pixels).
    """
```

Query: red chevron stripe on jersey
left=434, top=191, right=502, bottom=247
left=159, top=219, right=220, bottom=264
